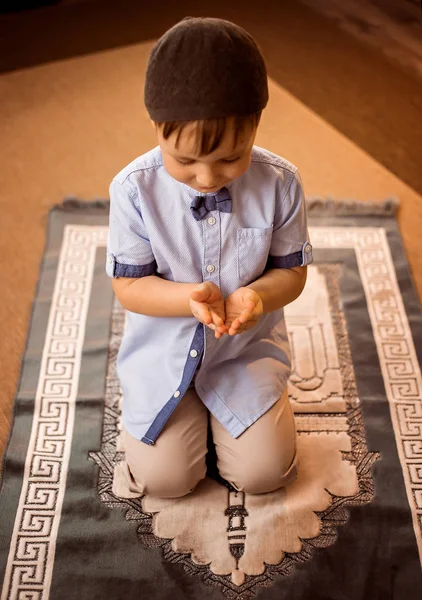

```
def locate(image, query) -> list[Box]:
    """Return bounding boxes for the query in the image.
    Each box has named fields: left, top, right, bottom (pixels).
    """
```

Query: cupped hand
left=224, top=287, right=263, bottom=335
left=190, top=282, right=227, bottom=339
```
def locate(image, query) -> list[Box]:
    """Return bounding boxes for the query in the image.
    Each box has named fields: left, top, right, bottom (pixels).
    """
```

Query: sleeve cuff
left=267, top=241, right=313, bottom=269
left=106, top=253, right=157, bottom=278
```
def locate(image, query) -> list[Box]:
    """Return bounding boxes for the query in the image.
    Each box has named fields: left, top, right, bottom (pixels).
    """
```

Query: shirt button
left=107, top=255, right=113, bottom=264
left=190, top=350, right=198, bottom=358
left=206, top=265, right=215, bottom=273
left=173, top=390, right=181, bottom=398
left=207, top=217, right=216, bottom=226
left=305, top=244, right=312, bottom=254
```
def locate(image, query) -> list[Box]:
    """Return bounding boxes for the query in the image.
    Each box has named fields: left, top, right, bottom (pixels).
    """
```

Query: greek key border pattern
left=1, top=225, right=421, bottom=599
left=1, top=226, right=108, bottom=600
left=309, top=226, right=422, bottom=561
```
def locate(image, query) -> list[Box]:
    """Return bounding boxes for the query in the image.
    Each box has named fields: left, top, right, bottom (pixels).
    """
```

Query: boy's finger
left=224, top=316, right=240, bottom=331
left=237, top=309, right=252, bottom=324
left=228, top=318, right=241, bottom=335
left=190, top=288, right=208, bottom=302
left=211, top=313, right=224, bottom=326
left=210, top=312, right=227, bottom=332
left=195, top=305, right=212, bottom=325
left=230, top=327, right=243, bottom=335
left=224, top=321, right=233, bottom=333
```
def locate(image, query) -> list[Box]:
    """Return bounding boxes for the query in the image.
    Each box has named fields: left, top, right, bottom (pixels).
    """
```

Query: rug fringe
left=306, top=197, right=399, bottom=216
left=53, top=196, right=400, bottom=216
left=53, top=197, right=111, bottom=211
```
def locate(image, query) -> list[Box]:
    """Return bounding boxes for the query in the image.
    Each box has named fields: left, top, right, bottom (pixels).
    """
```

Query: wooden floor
left=0, top=0, right=421, bottom=466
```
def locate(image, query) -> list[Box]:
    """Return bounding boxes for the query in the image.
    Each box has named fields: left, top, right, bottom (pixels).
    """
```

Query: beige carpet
left=1, top=34, right=422, bottom=466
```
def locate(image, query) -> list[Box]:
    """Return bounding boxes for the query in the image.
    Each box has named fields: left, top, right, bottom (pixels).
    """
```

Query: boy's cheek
left=162, top=158, right=186, bottom=182
left=231, top=157, right=252, bottom=179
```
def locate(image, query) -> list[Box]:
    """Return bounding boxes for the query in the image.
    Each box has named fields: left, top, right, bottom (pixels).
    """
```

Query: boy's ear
left=150, top=119, right=157, bottom=129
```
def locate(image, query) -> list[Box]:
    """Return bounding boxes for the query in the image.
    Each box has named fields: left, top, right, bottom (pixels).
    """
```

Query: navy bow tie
left=190, top=187, right=232, bottom=221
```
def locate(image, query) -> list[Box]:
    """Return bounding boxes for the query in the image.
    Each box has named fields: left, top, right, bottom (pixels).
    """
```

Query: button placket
left=202, top=211, right=221, bottom=287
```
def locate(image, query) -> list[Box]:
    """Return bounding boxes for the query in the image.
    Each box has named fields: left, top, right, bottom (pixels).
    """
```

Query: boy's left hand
left=224, top=287, right=263, bottom=335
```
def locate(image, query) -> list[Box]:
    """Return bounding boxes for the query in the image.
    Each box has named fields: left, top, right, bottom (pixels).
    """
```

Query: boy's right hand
left=189, top=282, right=227, bottom=339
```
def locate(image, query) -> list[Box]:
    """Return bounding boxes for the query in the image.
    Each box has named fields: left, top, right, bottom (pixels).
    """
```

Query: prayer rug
left=1, top=198, right=421, bottom=599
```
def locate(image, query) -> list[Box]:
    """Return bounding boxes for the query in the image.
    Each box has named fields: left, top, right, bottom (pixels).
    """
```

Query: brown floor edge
left=1, top=0, right=422, bottom=195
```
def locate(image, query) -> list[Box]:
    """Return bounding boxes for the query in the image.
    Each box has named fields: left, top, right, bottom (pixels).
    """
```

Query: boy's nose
left=196, top=166, right=218, bottom=188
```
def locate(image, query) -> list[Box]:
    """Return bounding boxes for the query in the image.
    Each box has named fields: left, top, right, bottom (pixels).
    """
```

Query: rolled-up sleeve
left=106, top=179, right=157, bottom=278
left=266, top=169, right=313, bottom=270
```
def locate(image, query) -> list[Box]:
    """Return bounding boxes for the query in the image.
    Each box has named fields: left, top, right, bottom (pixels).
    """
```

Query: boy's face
left=156, top=119, right=257, bottom=194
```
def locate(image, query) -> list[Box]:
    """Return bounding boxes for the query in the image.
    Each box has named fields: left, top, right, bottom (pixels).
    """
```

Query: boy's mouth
left=197, top=186, right=222, bottom=193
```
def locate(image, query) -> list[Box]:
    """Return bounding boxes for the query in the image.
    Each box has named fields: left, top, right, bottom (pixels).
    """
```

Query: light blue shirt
left=106, top=145, right=313, bottom=444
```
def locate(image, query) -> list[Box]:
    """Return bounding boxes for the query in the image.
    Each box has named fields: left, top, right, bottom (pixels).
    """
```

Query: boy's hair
left=145, top=18, right=268, bottom=124
left=156, top=112, right=261, bottom=156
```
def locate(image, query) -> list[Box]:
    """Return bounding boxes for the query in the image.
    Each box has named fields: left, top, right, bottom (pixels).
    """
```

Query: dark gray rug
left=1, top=198, right=421, bottom=599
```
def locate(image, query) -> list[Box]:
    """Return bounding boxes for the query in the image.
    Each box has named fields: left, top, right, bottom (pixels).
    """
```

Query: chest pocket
left=237, top=227, right=273, bottom=284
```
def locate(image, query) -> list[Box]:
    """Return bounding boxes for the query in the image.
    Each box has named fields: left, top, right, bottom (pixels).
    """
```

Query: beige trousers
left=121, top=387, right=297, bottom=499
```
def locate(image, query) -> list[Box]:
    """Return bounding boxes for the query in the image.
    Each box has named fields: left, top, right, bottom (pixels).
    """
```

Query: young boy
left=106, top=17, right=313, bottom=499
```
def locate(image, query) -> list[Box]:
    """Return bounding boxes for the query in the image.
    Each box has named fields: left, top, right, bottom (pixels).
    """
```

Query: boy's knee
left=146, top=469, right=202, bottom=498
left=229, top=455, right=297, bottom=495
left=128, top=460, right=205, bottom=499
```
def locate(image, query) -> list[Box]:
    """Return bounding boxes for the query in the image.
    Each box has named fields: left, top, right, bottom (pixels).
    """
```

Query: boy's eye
left=176, top=159, right=195, bottom=165
left=175, top=157, right=240, bottom=165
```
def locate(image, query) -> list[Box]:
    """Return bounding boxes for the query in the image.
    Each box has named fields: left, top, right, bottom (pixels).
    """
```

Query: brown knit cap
left=145, top=17, right=268, bottom=122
